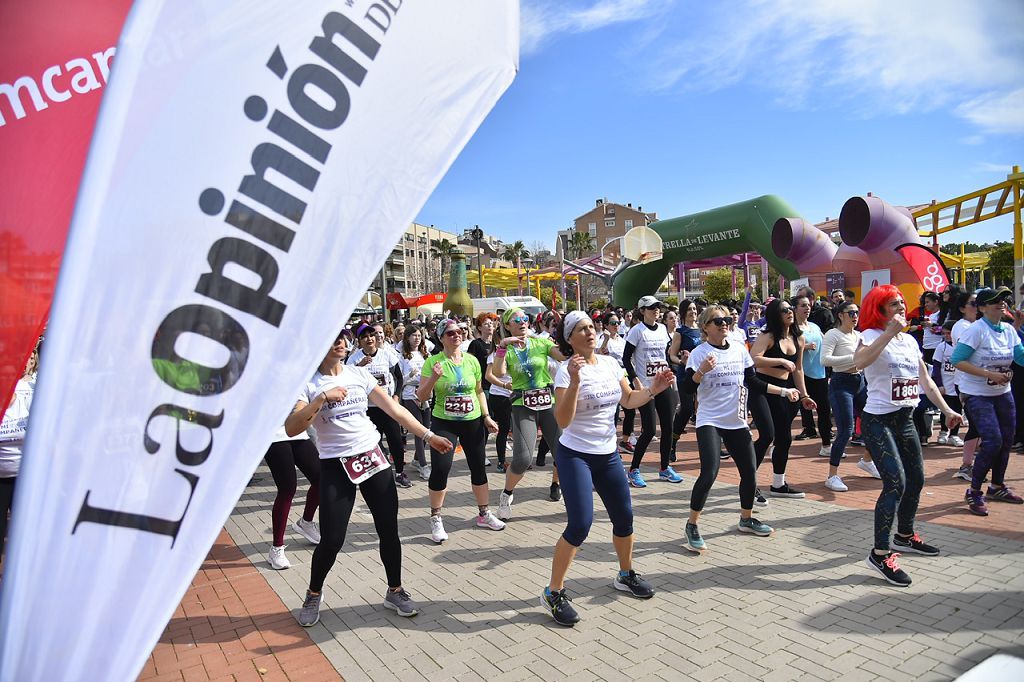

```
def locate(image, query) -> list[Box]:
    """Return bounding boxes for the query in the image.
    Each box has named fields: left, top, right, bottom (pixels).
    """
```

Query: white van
left=471, top=296, right=547, bottom=319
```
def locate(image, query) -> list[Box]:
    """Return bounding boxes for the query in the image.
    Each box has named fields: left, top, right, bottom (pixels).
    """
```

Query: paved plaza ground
left=140, top=432, right=1024, bottom=681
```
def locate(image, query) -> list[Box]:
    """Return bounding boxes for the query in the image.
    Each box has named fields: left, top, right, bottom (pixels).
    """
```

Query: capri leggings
left=555, top=443, right=633, bottom=547
left=428, top=416, right=489, bottom=490
left=264, top=439, right=321, bottom=547
left=747, top=374, right=798, bottom=474
left=487, top=393, right=513, bottom=464
left=863, top=408, right=924, bottom=551
left=367, top=406, right=406, bottom=474
left=963, top=393, right=1016, bottom=491
left=690, top=426, right=757, bottom=511
left=510, top=405, right=561, bottom=475
left=401, top=399, right=430, bottom=467
left=309, top=457, right=401, bottom=592
left=630, top=388, right=679, bottom=470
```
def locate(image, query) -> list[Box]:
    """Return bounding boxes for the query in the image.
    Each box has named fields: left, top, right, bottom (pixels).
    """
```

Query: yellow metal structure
left=467, top=267, right=577, bottom=298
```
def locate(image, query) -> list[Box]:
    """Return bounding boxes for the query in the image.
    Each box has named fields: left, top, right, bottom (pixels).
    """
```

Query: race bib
left=443, top=394, right=475, bottom=417
left=645, top=360, right=669, bottom=377
left=522, top=387, right=553, bottom=410
left=943, top=361, right=955, bottom=374
left=891, top=377, right=919, bottom=402
left=987, top=366, right=1012, bottom=386
left=341, top=446, right=390, bottom=485
left=372, top=373, right=387, bottom=387
left=737, top=385, right=748, bottom=422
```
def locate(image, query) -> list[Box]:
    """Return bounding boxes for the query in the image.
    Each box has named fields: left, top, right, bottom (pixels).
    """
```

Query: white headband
left=562, top=310, right=588, bottom=342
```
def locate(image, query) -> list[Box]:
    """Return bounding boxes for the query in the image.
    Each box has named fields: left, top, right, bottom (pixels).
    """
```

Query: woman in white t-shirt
left=597, top=311, right=633, bottom=451
left=854, top=285, right=962, bottom=588
left=951, top=286, right=1024, bottom=514
left=398, top=325, right=432, bottom=479
left=262, top=424, right=321, bottom=571
left=951, top=291, right=981, bottom=480
left=681, top=305, right=782, bottom=552
left=286, top=329, right=453, bottom=627
left=622, top=296, right=680, bottom=487
left=539, top=311, right=673, bottom=627
left=0, top=342, right=38, bottom=560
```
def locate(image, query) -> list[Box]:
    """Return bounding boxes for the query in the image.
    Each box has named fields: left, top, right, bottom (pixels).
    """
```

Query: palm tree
left=430, top=238, right=458, bottom=291
left=501, top=241, right=530, bottom=295
left=568, top=231, right=594, bottom=260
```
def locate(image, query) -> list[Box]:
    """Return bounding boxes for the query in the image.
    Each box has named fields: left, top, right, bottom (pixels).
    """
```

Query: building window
left=588, top=223, right=597, bottom=237
left=624, top=219, right=633, bottom=229
left=605, top=219, right=615, bottom=228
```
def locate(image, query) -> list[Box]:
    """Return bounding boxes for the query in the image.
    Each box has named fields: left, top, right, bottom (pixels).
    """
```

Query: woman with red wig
left=854, top=285, right=963, bottom=587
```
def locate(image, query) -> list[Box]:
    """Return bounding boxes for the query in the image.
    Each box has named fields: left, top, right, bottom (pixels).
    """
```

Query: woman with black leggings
left=263, top=429, right=321, bottom=570
left=623, top=296, right=681, bottom=487
left=541, top=311, right=673, bottom=626
left=287, top=329, right=452, bottom=626
left=669, top=299, right=702, bottom=447
left=748, top=298, right=816, bottom=502
left=682, top=305, right=781, bottom=552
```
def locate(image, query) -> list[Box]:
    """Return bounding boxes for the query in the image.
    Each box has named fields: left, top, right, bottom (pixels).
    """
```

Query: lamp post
left=471, top=225, right=484, bottom=298
left=522, top=256, right=534, bottom=299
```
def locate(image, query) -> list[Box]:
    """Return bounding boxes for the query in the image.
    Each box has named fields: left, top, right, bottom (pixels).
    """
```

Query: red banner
left=415, top=292, right=446, bottom=305
left=0, top=1, right=132, bottom=406
left=386, top=292, right=409, bottom=310
left=895, top=243, right=951, bottom=293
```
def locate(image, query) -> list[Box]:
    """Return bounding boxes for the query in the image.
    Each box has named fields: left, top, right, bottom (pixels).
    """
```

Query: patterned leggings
left=863, top=407, right=924, bottom=551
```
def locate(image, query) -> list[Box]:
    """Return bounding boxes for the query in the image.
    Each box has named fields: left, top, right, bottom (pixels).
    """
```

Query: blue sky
left=417, top=0, right=1024, bottom=252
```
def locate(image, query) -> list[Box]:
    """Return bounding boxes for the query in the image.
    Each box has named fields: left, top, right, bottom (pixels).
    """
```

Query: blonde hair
left=697, top=305, right=730, bottom=340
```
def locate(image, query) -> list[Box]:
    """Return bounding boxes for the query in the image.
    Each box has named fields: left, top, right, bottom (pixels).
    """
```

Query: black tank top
left=764, top=335, right=798, bottom=364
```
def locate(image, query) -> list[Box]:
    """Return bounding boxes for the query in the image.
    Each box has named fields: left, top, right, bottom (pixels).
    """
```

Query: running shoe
left=541, top=588, right=580, bottom=627
left=498, top=491, right=514, bottom=520
left=1013, top=441, right=1024, bottom=453
left=496, top=461, right=506, bottom=473
left=825, top=475, right=848, bottom=492
left=737, top=517, right=774, bottom=536
left=937, top=432, right=949, bottom=445
left=753, top=489, right=768, bottom=507
left=292, top=518, right=321, bottom=545
left=850, top=435, right=865, bottom=447
left=549, top=483, right=562, bottom=502
left=818, top=445, right=831, bottom=457
left=628, top=469, right=647, bottom=488
left=659, top=467, right=683, bottom=484
left=719, top=450, right=731, bottom=460
left=477, top=510, right=506, bottom=531
left=613, top=570, right=655, bottom=599
left=857, top=459, right=882, bottom=479
left=430, top=514, right=448, bottom=543
left=967, top=488, right=989, bottom=516
left=949, top=435, right=964, bottom=447
left=892, top=532, right=939, bottom=556
left=419, top=463, right=432, bottom=480
left=795, top=429, right=816, bottom=441
left=684, top=522, right=705, bottom=552
left=484, top=458, right=492, bottom=467
left=395, top=472, right=412, bottom=488
left=383, top=588, right=419, bottom=617
left=267, top=544, right=290, bottom=570
left=769, top=483, right=805, bottom=498
left=987, top=486, right=1024, bottom=504
left=952, top=464, right=972, bottom=481
left=619, top=440, right=635, bottom=453
left=297, top=590, right=324, bottom=626
left=866, top=551, right=911, bottom=587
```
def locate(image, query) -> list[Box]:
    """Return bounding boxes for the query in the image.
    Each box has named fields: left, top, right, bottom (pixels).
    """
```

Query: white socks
left=772, top=473, right=786, bottom=488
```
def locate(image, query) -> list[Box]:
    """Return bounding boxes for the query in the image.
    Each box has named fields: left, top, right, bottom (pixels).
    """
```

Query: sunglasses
left=843, top=310, right=860, bottom=316
left=708, top=316, right=734, bottom=326
left=509, top=316, right=529, bottom=324
left=443, top=329, right=461, bottom=337
left=779, top=307, right=793, bottom=313
left=608, top=320, right=620, bottom=325
left=966, top=300, right=977, bottom=306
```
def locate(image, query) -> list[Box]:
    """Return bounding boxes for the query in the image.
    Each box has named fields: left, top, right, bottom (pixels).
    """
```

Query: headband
left=436, top=318, right=459, bottom=340
left=501, top=307, right=525, bottom=326
left=561, top=310, right=588, bottom=342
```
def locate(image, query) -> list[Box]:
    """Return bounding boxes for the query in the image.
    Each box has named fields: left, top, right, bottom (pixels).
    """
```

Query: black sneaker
left=892, top=532, right=940, bottom=556
left=753, top=488, right=768, bottom=507
left=612, top=570, right=655, bottom=599
left=769, top=483, right=806, bottom=498
left=866, top=551, right=912, bottom=587
left=549, top=483, right=562, bottom=502
left=850, top=435, right=865, bottom=447
left=795, top=429, right=817, bottom=441
left=719, top=450, right=731, bottom=460
left=541, top=589, right=580, bottom=626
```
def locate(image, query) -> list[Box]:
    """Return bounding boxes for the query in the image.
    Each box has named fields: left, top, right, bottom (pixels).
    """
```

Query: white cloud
left=957, top=88, right=1024, bottom=136
left=520, top=0, right=670, bottom=54
left=971, top=161, right=1017, bottom=174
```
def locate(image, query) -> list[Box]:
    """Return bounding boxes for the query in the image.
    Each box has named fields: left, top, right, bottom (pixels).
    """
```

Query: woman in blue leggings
left=539, top=311, right=674, bottom=627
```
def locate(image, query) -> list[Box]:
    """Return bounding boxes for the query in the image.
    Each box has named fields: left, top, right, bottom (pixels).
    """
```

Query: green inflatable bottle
left=446, top=250, right=474, bottom=317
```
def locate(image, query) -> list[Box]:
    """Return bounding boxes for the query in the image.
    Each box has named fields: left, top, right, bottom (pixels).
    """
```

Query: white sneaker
left=476, top=510, right=506, bottom=531
left=430, top=515, right=448, bottom=544
left=268, top=545, right=290, bottom=570
left=825, top=475, right=849, bottom=492
left=484, top=458, right=492, bottom=466
left=857, top=458, right=881, bottom=479
left=292, top=518, right=321, bottom=545
left=628, top=434, right=638, bottom=447
left=949, top=435, right=964, bottom=447
left=818, top=445, right=831, bottom=457
left=937, top=433, right=949, bottom=445
left=497, top=491, right=514, bottom=521
left=419, top=463, right=431, bottom=480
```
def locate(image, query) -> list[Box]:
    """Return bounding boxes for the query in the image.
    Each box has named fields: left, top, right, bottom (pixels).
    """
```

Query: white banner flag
left=0, top=1, right=518, bottom=679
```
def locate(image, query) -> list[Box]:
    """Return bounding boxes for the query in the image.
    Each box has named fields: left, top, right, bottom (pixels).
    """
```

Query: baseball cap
left=975, top=286, right=1012, bottom=307
left=637, top=295, right=663, bottom=309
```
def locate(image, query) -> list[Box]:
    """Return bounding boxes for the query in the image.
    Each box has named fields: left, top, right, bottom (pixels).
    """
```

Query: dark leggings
left=631, top=388, right=679, bottom=470
left=941, top=393, right=962, bottom=438
left=309, top=458, right=401, bottom=592
left=690, top=426, right=757, bottom=511
left=555, top=444, right=633, bottom=547
left=672, top=390, right=696, bottom=438
left=0, top=476, right=15, bottom=559
left=401, top=399, right=430, bottom=467
left=748, top=374, right=797, bottom=474
left=368, top=406, right=406, bottom=473
left=488, top=393, right=512, bottom=464
left=264, top=439, right=321, bottom=547
left=621, top=406, right=636, bottom=437
left=801, top=377, right=832, bottom=445
left=429, top=416, right=489, bottom=490
left=963, top=393, right=1016, bottom=490
left=863, top=408, right=924, bottom=551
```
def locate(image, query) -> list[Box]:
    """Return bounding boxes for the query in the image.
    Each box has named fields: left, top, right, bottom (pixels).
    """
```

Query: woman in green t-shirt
left=489, top=307, right=567, bottom=521
left=417, top=318, right=504, bottom=544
